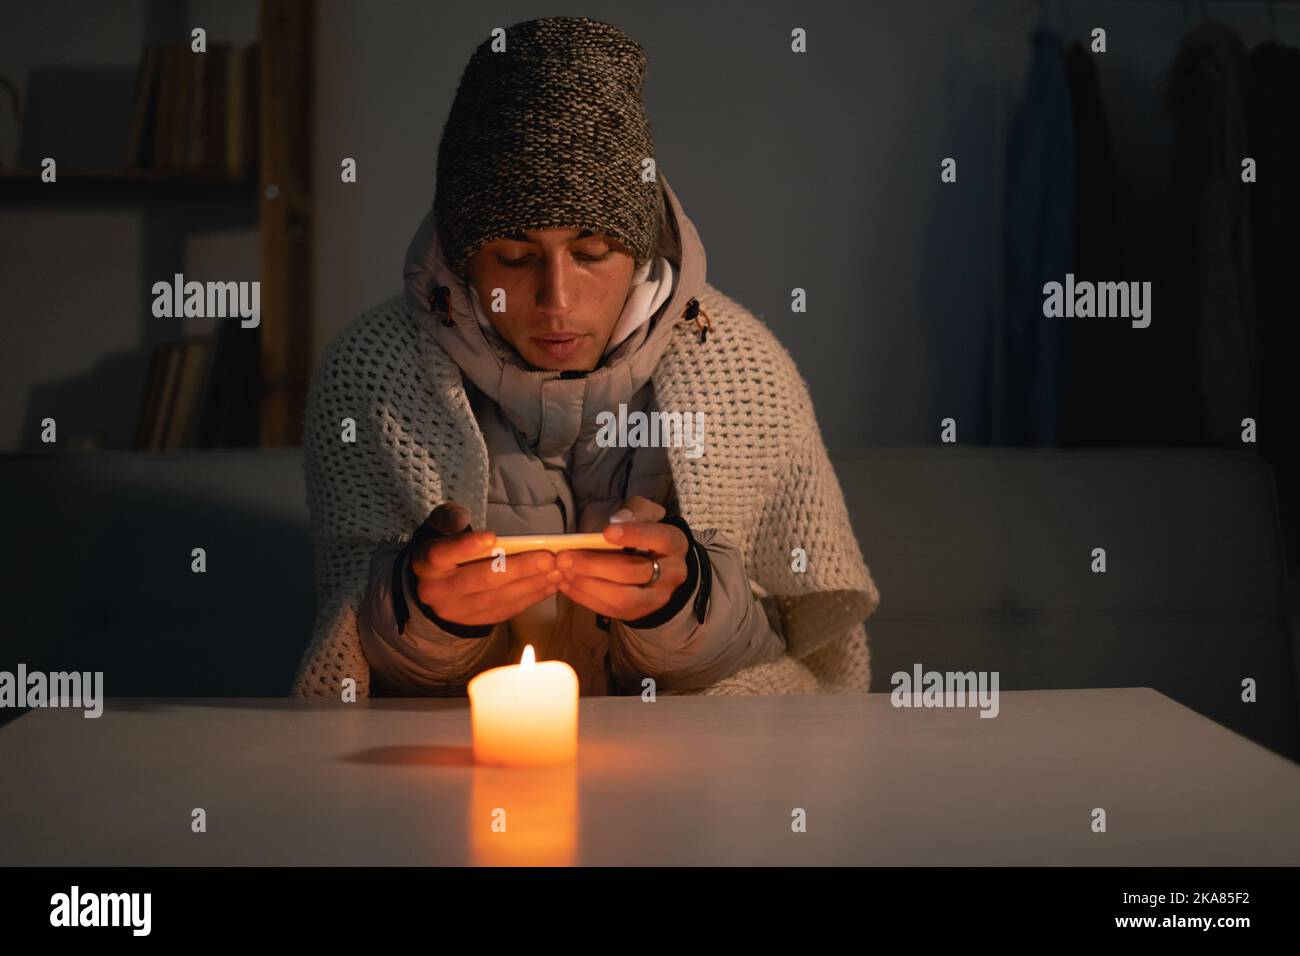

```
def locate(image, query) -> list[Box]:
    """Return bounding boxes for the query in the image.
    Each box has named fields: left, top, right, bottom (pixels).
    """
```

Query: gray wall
left=4, top=1, right=1299, bottom=450
left=311, top=0, right=1300, bottom=449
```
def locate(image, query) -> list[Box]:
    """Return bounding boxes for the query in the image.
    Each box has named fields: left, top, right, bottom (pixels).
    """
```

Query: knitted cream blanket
left=291, top=284, right=881, bottom=698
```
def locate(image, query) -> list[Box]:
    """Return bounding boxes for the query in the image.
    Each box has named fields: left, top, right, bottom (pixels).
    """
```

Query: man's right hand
left=407, top=501, right=562, bottom=628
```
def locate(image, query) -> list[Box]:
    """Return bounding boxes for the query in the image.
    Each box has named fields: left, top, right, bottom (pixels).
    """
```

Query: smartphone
left=456, top=532, right=652, bottom=565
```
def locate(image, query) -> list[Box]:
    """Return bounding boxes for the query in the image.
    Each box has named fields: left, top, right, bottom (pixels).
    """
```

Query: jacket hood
left=402, top=173, right=708, bottom=452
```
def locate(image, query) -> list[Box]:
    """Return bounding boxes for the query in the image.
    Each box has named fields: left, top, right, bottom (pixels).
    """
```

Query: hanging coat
left=1000, top=27, right=1075, bottom=447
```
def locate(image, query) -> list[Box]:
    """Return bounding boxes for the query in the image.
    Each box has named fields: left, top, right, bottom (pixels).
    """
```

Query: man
left=291, top=16, right=879, bottom=699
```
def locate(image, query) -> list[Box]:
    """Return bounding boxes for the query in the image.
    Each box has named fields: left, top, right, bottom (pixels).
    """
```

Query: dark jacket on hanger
left=1000, top=27, right=1073, bottom=446
left=1164, top=23, right=1259, bottom=444
left=1247, top=40, right=1300, bottom=564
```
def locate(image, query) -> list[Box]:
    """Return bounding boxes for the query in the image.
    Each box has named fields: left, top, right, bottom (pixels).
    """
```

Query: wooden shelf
left=3, top=0, right=313, bottom=450
left=0, top=167, right=259, bottom=202
left=258, top=0, right=314, bottom=448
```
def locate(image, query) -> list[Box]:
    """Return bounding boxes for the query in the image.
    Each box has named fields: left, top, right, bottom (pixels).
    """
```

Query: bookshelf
left=0, top=0, right=314, bottom=449
left=0, top=168, right=258, bottom=201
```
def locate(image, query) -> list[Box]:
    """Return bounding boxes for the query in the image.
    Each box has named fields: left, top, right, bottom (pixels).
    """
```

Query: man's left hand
left=556, top=495, right=690, bottom=621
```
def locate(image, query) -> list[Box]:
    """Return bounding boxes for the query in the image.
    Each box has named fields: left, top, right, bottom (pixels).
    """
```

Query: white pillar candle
left=467, top=645, right=579, bottom=766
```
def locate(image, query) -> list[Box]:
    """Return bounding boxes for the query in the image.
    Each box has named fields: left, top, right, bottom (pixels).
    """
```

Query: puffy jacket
left=356, top=174, right=787, bottom=695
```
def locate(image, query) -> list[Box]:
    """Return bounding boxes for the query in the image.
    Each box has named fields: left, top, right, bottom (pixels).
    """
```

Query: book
left=149, top=342, right=185, bottom=450
left=170, top=43, right=193, bottom=169
left=164, top=337, right=216, bottom=448
left=203, top=45, right=231, bottom=169
left=194, top=318, right=262, bottom=447
left=186, top=45, right=207, bottom=167
left=128, top=40, right=257, bottom=173
left=125, top=44, right=160, bottom=167
left=246, top=43, right=261, bottom=172
left=150, top=44, right=176, bottom=169
left=133, top=344, right=165, bottom=448
left=227, top=45, right=255, bottom=174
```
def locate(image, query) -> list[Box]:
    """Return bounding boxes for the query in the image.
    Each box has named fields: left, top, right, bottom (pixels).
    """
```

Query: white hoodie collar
left=467, top=254, right=679, bottom=360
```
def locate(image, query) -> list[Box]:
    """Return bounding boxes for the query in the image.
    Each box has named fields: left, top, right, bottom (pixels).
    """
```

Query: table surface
left=2, top=688, right=1298, bottom=866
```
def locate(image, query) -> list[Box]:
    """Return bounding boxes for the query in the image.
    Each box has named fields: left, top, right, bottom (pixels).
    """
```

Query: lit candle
left=467, top=645, right=579, bottom=766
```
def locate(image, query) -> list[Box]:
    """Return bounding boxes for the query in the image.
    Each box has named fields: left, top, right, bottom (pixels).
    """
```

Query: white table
left=2, top=688, right=1297, bottom=865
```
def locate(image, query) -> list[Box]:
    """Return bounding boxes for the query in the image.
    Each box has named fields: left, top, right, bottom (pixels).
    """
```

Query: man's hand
left=409, top=501, right=562, bottom=627
left=556, top=495, right=690, bottom=621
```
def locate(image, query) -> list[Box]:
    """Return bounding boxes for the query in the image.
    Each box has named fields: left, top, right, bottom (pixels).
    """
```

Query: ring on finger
left=640, top=558, right=661, bottom=588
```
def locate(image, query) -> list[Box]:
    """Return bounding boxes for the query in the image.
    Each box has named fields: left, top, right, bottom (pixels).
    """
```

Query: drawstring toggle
left=430, top=285, right=454, bottom=326
left=684, top=298, right=711, bottom=344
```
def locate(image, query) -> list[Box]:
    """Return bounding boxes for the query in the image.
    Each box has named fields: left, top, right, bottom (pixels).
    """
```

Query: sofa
left=2, top=446, right=1296, bottom=760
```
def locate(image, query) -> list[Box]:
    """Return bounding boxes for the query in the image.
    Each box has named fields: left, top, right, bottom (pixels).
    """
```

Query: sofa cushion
left=831, top=447, right=1299, bottom=759
left=0, top=449, right=312, bottom=701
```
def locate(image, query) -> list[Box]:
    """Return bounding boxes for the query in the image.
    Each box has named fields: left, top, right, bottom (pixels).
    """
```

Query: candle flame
left=521, top=644, right=535, bottom=667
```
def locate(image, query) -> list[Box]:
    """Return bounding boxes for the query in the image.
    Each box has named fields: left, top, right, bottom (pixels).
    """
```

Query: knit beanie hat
left=434, top=16, right=661, bottom=281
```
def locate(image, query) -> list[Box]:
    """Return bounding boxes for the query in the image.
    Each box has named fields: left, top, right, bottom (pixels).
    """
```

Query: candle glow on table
left=467, top=645, right=578, bottom=766
left=470, top=763, right=577, bottom=865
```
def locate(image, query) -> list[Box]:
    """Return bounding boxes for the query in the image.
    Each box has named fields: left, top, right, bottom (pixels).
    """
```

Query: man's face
left=466, top=227, right=637, bottom=372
